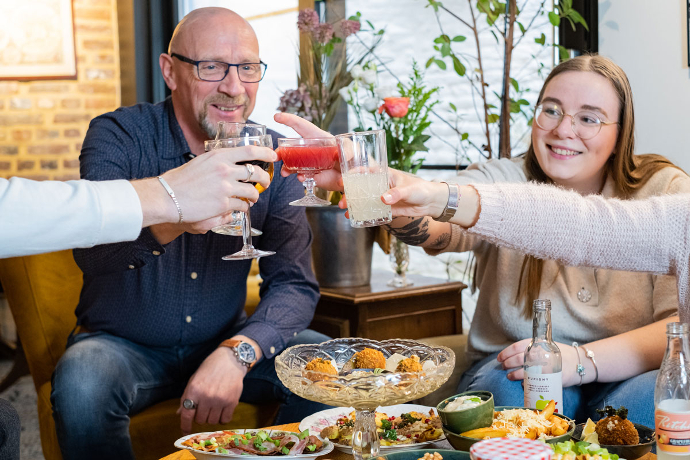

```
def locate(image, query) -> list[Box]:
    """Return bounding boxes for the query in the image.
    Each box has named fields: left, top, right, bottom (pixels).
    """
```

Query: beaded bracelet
left=572, top=342, right=585, bottom=386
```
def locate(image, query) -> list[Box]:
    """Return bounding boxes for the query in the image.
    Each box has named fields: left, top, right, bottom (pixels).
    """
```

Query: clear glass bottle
left=655, top=322, right=690, bottom=460
left=523, top=299, right=563, bottom=412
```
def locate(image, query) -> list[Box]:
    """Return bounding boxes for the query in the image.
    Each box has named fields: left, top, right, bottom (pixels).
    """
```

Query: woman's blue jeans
left=51, top=329, right=332, bottom=460
left=457, top=352, right=657, bottom=427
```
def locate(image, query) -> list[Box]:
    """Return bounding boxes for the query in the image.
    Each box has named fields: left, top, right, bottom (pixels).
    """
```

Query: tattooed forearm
left=430, top=233, right=451, bottom=249
left=387, top=217, right=432, bottom=246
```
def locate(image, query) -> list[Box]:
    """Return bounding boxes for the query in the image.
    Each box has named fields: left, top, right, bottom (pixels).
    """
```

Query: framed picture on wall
left=0, top=1, right=77, bottom=80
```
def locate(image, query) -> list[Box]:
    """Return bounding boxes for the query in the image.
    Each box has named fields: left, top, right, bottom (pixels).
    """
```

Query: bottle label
left=524, top=371, right=563, bottom=413
left=656, top=408, right=690, bottom=454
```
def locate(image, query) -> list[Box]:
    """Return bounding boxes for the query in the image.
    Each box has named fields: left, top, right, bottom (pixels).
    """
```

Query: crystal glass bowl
left=275, top=338, right=455, bottom=460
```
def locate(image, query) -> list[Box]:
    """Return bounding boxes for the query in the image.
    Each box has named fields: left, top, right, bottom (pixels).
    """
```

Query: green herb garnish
left=596, top=405, right=629, bottom=420
left=383, top=429, right=397, bottom=441
left=307, top=444, right=317, bottom=451
left=282, top=447, right=290, bottom=455
left=381, top=419, right=392, bottom=430
left=298, top=429, right=309, bottom=440
left=398, top=413, right=421, bottom=428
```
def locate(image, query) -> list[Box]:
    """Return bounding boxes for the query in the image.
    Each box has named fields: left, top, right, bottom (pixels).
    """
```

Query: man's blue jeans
left=51, top=329, right=332, bottom=460
left=457, top=352, right=657, bottom=427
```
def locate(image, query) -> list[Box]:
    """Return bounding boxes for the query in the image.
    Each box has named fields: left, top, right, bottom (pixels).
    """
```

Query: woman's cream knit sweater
left=470, top=182, right=690, bottom=323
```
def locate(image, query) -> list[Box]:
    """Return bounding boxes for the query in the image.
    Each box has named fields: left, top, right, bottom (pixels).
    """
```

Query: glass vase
left=388, top=235, right=413, bottom=287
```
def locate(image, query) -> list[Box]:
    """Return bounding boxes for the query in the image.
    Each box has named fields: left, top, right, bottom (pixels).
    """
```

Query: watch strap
left=433, top=182, right=460, bottom=222
left=220, top=339, right=256, bottom=369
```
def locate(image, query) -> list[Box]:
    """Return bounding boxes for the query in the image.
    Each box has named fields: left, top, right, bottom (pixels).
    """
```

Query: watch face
left=237, top=342, right=256, bottom=364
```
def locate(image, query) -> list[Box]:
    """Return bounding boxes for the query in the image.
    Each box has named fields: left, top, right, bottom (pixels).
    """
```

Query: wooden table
left=310, top=272, right=467, bottom=340
left=160, top=422, right=657, bottom=460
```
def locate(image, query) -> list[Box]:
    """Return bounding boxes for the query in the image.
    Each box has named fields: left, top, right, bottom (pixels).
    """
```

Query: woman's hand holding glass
left=274, top=112, right=481, bottom=227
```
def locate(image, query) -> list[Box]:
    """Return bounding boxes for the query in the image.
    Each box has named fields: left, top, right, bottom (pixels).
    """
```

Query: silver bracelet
left=572, top=342, right=585, bottom=386
left=582, top=345, right=599, bottom=382
left=157, top=176, right=184, bottom=224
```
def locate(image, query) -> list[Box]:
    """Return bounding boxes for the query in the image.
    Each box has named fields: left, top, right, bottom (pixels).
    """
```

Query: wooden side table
left=310, top=272, right=467, bottom=340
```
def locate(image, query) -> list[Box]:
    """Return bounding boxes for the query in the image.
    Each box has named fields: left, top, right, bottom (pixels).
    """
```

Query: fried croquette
left=396, top=355, right=423, bottom=373
left=352, top=348, right=387, bottom=369
left=595, top=406, right=639, bottom=445
left=304, top=358, right=337, bottom=376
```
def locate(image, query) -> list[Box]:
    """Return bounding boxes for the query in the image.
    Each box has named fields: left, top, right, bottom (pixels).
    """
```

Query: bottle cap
left=667, top=322, right=689, bottom=334
left=470, top=438, right=553, bottom=460
left=532, top=299, right=551, bottom=311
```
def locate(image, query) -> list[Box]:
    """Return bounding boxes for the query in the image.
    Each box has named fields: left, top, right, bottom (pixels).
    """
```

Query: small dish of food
left=550, top=439, right=622, bottom=460
left=375, top=449, right=470, bottom=460
left=174, top=428, right=334, bottom=460
left=443, top=401, right=574, bottom=451
left=572, top=406, right=655, bottom=460
left=436, top=391, right=494, bottom=434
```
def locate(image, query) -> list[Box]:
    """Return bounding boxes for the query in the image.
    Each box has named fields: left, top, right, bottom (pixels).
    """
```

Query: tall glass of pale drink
left=335, top=130, right=392, bottom=228
left=277, top=137, right=339, bottom=206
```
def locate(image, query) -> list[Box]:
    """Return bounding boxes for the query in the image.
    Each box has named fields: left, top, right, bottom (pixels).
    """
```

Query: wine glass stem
left=352, top=409, right=379, bottom=460
left=242, top=210, right=254, bottom=251
left=304, top=174, right=317, bottom=197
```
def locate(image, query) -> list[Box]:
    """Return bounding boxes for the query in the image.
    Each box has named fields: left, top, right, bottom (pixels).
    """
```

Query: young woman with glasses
left=275, top=54, right=689, bottom=425
left=375, top=55, right=687, bottom=425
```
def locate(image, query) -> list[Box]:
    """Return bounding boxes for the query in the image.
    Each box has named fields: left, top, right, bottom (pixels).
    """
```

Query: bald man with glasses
left=50, top=8, right=330, bottom=459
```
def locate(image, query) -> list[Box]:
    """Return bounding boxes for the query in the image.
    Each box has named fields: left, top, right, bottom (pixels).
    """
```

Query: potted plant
left=278, top=7, right=383, bottom=288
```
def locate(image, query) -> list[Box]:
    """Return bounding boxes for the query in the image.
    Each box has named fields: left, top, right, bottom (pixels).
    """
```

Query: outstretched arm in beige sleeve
left=383, top=180, right=689, bottom=276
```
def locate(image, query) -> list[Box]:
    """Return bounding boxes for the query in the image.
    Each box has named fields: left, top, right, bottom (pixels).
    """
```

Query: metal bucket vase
left=306, top=206, right=375, bottom=288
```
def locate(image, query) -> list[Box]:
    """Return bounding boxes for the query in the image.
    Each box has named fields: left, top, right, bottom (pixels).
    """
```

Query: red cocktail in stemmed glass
left=277, top=138, right=338, bottom=206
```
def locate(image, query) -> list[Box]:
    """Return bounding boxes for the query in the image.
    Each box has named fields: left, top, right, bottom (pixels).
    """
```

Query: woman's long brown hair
left=516, top=54, right=684, bottom=316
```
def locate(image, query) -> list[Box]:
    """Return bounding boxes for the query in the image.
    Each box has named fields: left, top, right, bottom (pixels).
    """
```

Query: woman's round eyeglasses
left=534, top=102, right=618, bottom=140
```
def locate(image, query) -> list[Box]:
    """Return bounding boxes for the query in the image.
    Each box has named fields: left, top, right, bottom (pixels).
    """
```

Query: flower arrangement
left=340, top=61, right=439, bottom=174
left=278, top=8, right=383, bottom=131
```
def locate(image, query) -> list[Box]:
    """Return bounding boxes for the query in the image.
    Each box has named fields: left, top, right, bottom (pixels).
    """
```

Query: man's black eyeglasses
left=171, top=53, right=267, bottom=83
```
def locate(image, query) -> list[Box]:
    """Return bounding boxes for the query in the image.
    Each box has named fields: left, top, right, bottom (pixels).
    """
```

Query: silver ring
left=182, top=398, right=197, bottom=410
left=242, top=163, right=255, bottom=182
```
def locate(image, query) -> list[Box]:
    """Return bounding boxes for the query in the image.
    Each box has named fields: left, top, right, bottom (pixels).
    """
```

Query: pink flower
left=339, top=19, right=361, bottom=38
left=313, top=23, right=334, bottom=44
left=297, top=8, right=320, bottom=33
left=378, top=97, right=410, bottom=118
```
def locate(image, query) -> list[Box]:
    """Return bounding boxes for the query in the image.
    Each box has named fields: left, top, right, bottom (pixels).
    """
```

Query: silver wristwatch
left=433, top=182, right=460, bottom=222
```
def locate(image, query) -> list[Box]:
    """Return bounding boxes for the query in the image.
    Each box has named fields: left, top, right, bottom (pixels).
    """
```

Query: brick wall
left=0, top=0, right=121, bottom=181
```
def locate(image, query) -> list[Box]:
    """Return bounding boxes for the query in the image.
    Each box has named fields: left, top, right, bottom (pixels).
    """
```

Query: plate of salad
left=299, top=404, right=445, bottom=453
left=175, top=428, right=334, bottom=459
